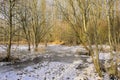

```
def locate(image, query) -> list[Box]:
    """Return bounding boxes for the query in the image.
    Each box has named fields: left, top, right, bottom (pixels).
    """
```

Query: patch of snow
left=73, top=60, right=83, bottom=64
left=47, top=45, right=86, bottom=54
left=0, top=60, right=102, bottom=80
left=103, top=73, right=110, bottom=80
left=99, top=52, right=111, bottom=60
left=87, top=57, right=92, bottom=63
left=0, top=62, right=12, bottom=66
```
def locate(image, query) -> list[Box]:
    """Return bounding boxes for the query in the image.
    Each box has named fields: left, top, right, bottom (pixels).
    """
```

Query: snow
left=99, top=52, right=111, bottom=60
left=86, top=57, right=92, bottom=63
left=0, top=61, right=101, bottom=80
left=47, top=45, right=86, bottom=54
left=0, top=44, right=114, bottom=80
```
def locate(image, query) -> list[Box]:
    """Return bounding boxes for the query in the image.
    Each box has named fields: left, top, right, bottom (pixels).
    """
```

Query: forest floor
left=0, top=44, right=117, bottom=80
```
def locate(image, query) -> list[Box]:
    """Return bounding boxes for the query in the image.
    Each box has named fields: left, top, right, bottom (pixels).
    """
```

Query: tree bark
left=6, top=0, right=13, bottom=61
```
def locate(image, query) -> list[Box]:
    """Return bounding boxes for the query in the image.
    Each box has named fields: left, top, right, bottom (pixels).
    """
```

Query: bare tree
left=30, top=0, right=51, bottom=51
left=56, top=0, right=103, bottom=76
left=0, top=0, right=18, bottom=61
left=16, top=0, right=32, bottom=51
left=104, top=0, right=118, bottom=76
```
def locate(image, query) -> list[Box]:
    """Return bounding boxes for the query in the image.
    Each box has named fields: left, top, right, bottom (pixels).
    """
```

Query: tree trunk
left=7, top=39, right=12, bottom=61
left=83, top=12, right=102, bottom=77
left=89, top=50, right=102, bottom=77
left=34, top=42, right=38, bottom=51
left=28, top=41, right=31, bottom=51
left=45, top=40, right=47, bottom=47
left=6, top=0, right=13, bottom=61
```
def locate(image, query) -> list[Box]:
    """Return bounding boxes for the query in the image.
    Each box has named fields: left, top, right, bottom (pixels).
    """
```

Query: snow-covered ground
left=0, top=44, right=116, bottom=80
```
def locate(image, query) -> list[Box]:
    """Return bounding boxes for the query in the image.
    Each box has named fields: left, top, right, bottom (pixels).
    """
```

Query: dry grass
left=51, top=40, right=65, bottom=45
left=0, top=41, right=27, bottom=45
